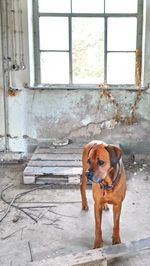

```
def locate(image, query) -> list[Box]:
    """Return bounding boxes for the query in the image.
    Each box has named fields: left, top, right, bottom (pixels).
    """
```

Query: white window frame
left=33, top=0, right=143, bottom=89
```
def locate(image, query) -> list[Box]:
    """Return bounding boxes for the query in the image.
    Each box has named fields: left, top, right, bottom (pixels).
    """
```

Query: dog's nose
left=86, top=170, right=103, bottom=183
left=86, top=170, right=93, bottom=180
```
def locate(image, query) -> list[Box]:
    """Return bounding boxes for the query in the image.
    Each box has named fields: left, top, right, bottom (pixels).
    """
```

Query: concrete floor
left=0, top=159, right=150, bottom=266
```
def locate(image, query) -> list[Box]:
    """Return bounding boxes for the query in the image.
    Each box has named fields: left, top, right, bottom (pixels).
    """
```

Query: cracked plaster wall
left=0, top=0, right=150, bottom=153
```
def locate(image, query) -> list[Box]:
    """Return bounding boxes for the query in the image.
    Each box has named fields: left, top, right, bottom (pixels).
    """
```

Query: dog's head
left=86, top=143, right=122, bottom=183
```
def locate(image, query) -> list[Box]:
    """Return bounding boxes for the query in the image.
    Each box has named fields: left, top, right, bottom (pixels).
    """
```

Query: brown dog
left=80, top=140, right=126, bottom=248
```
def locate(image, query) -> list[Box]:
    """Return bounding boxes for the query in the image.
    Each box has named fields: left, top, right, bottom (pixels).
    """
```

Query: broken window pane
left=105, top=0, right=138, bottom=13
left=41, top=52, right=69, bottom=84
left=72, top=0, right=104, bottom=13
left=39, top=17, right=69, bottom=50
left=72, top=18, right=104, bottom=84
left=107, top=52, right=135, bottom=84
left=108, top=18, right=137, bottom=51
left=38, top=0, right=71, bottom=13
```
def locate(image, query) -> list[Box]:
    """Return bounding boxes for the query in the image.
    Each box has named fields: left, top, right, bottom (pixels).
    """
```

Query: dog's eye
left=97, top=159, right=105, bottom=166
left=87, top=158, right=91, bottom=164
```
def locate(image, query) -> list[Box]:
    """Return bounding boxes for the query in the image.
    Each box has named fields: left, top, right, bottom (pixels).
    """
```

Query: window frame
left=33, top=0, right=143, bottom=89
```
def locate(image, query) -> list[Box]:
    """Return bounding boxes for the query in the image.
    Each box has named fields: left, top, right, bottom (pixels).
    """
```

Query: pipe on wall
left=0, top=0, right=10, bottom=151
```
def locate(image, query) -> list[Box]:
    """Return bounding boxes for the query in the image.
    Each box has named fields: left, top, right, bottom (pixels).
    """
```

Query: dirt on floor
left=0, top=158, right=150, bottom=266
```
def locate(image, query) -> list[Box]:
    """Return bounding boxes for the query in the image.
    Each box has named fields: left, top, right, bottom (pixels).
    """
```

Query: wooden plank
left=28, top=160, right=82, bottom=167
left=35, top=147, right=82, bottom=154
left=24, top=175, right=84, bottom=185
left=68, top=175, right=80, bottom=184
left=36, top=176, right=68, bottom=183
left=23, top=166, right=82, bottom=176
left=35, top=177, right=69, bottom=185
left=23, top=175, right=72, bottom=185
left=35, top=175, right=80, bottom=185
left=31, top=154, right=81, bottom=161
left=28, top=237, right=150, bottom=266
left=103, top=237, right=150, bottom=260
left=28, top=252, right=106, bottom=266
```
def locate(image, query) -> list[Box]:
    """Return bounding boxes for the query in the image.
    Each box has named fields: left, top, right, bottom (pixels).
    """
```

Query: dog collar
left=100, top=162, right=121, bottom=190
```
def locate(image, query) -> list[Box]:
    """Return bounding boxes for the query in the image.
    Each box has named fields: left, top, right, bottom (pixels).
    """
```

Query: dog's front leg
left=80, top=170, right=89, bottom=211
left=94, top=203, right=103, bottom=248
left=112, top=203, right=122, bottom=245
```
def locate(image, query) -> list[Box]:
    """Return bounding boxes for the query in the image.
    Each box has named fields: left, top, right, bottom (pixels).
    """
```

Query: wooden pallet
left=23, top=143, right=83, bottom=185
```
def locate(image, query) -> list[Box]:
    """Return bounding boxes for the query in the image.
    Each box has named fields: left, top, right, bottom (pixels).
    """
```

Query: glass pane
left=38, top=0, right=70, bottom=13
left=108, top=18, right=137, bottom=51
left=41, top=52, right=69, bottom=84
left=105, top=0, right=138, bottom=13
left=72, top=0, right=104, bottom=13
left=72, top=18, right=104, bottom=84
left=107, top=52, right=135, bottom=84
left=39, top=17, right=69, bottom=50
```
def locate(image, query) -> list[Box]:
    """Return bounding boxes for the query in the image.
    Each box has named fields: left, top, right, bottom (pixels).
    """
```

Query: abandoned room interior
left=0, top=0, right=150, bottom=265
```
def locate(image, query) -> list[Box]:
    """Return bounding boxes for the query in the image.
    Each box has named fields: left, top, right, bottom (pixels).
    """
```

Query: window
left=33, top=0, right=143, bottom=87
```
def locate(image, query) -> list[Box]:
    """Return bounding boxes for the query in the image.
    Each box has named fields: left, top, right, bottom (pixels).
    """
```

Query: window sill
left=24, top=83, right=148, bottom=92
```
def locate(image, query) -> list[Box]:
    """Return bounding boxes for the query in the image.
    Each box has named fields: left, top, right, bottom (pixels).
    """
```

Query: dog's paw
left=82, top=204, right=89, bottom=211
left=93, top=241, right=103, bottom=249
left=103, top=203, right=109, bottom=211
left=112, top=236, right=121, bottom=245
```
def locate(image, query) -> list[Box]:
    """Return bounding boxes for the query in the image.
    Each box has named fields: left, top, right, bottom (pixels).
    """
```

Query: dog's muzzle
left=86, top=170, right=103, bottom=183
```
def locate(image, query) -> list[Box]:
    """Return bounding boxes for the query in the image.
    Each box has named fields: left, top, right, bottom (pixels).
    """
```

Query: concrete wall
left=0, top=0, right=150, bottom=154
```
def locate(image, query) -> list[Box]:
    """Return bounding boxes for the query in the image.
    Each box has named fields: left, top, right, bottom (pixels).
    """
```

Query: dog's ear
left=105, top=145, right=122, bottom=167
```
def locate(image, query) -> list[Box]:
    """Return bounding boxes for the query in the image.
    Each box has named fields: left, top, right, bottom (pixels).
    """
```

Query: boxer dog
left=80, top=141, right=126, bottom=248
